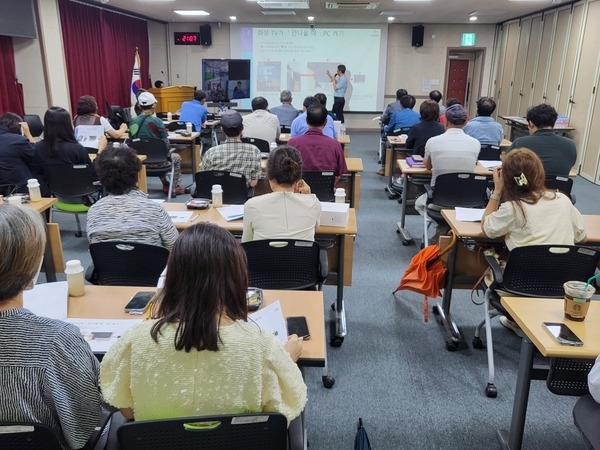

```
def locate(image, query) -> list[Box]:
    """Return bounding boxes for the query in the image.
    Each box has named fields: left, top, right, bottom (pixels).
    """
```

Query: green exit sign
left=461, top=33, right=476, bottom=46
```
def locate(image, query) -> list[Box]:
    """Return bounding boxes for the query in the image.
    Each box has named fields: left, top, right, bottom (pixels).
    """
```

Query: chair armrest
left=484, top=253, right=503, bottom=286
left=85, top=264, right=97, bottom=285
left=424, top=182, right=433, bottom=198
left=319, top=249, right=329, bottom=281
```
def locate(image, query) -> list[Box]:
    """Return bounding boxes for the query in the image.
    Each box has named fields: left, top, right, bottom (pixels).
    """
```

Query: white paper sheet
left=63, top=318, right=143, bottom=353
left=217, top=205, right=244, bottom=221
left=23, top=281, right=68, bottom=320
left=167, top=210, right=194, bottom=223
left=249, top=300, right=288, bottom=345
left=479, top=160, right=502, bottom=170
left=75, top=125, right=104, bottom=150
left=455, top=207, right=485, bottom=222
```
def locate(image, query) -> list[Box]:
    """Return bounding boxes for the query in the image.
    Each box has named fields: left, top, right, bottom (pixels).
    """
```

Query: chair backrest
left=302, top=171, right=336, bottom=202
left=502, top=245, right=600, bottom=297
left=241, top=137, right=270, bottom=153
left=0, top=422, right=62, bottom=450
left=430, top=172, right=489, bottom=208
left=43, top=164, right=100, bottom=198
left=193, top=171, right=248, bottom=204
left=117, top=413, right=287, bottom=450
left=167, top=121, right=187, bottom=132
left=129, top=138, right=170, bottom=165
left=478, top=144, right=501, bottom=160
left=23, top=114, right=44, bottom=138
left=106, top=103, right=125, bottom=128
left=281, top=125, right=291, bottom=134
left=547, top=357, right=594, bottom=396
left=242, top=239, right=323, bottom=290
left=545, top=176, right=573, bottom=196
left=89, top=241, right=169, bottom=286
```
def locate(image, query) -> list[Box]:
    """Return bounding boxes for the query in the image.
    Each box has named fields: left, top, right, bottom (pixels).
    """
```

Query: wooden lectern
left=147, top=85, right=195, bottom=114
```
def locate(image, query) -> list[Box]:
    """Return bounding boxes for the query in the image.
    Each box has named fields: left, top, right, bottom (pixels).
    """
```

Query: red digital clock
left=174, top=32, right=201, bottom=45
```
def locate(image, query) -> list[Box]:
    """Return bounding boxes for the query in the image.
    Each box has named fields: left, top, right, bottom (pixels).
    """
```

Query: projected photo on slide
left=257, top=62, right=281, bottom=92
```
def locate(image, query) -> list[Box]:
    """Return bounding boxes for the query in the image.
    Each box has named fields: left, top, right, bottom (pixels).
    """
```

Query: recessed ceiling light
left=388, top=16, right=395, bottom=21
left=229, top=16, right=237, bottom=20
left=173, top=10, right=210, bottom=16
left=469, top=16, right=478, bottom=21
left=380, top=10, right=414, bottom=15
left=307, top=16, right=315, bottom=21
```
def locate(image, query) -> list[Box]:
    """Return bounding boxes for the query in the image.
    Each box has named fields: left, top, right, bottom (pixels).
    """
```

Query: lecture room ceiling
left=88, top=0, right=568, bottom=25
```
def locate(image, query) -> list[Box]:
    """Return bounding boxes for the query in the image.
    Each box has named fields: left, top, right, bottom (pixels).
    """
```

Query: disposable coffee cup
left=6, top=196, right=22, bottom=205
left=334, top=120, right=342, bottom=136
left=563, top=281, right=595, bottom=321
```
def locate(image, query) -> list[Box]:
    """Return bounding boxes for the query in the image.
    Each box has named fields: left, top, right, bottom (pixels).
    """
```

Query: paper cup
left=6, top=196, right=22, bottom=205
left=334, top=120, right=342, bottom=136
left=563, top=281, right=595, bottom=321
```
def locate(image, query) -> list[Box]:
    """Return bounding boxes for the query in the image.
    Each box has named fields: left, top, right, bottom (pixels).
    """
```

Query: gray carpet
left=50, top=132, right=596, bottom=449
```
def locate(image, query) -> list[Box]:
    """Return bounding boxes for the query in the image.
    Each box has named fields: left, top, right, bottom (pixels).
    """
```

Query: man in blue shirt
left=384, top=95, right=420, bottom=134
left=464, top=97, right=503, bottom=146
left=179, top=90, right=208, bottom=132
left=291, top=96, right=338, bottom=139
left=382, top=88, right=408, bottom=126
left=327, top=64, right=347, bottom=123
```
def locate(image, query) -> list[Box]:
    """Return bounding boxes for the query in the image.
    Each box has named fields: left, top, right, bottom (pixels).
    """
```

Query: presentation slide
left=230, top=25, right=388, bottom=112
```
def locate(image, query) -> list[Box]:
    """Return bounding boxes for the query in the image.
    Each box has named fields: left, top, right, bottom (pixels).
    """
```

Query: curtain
left=0, top=36, right=25, bottom=116
left=58, top=0, right=150, bottom=116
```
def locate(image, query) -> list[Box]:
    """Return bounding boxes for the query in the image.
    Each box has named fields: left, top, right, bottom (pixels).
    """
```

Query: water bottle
left=65, top=260, right=85, bottom=297
left=186, top=122, right=193, bottom=133
left=269, top=141, right=277, bottom=152
left=335, top=188, right=346, bottom=203
left=340, top=123, right=346, bottom=136
left=211, top=184, right=223, bottom=207
left=167, top=112, right=172, bottom=122
left=27, top=179, right=42, bottom=202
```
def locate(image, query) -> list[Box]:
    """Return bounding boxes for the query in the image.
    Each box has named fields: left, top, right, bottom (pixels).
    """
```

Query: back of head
left=396, top=89, right=408, bottom=101
left=95, top=145, right=142, bottom=195
left=446, top=98, right=461, bottom=108
left=337, top=64, right=346, bottom=73
left=419, top=100, right=440, bottom=122
left=280, top=90, right=292, bottom=103
left=76, top=95, right=98, bottom=116
left=444, top=104, right=468, bottom=126
left=306, top=103, right=328, bottom=127
left=303, top=96, right=317, bottom=109
left=194, top=90, right=207, bottom=102
left=43, top=107, right=77, bottom=154
left=251, top=96, right=268, bottom=111
left=0, top=112, right=23, bottom=134
left=502, top=147, right=547, bottom=203
left=219, top=110, right=244, bottom=137
left=476, top=97, right=497, bottom=117
left=526, top=103, right=558, bottom=128
left=400, top=95, right=416, bottom=110
left=429, top=90, right=442, bottom=103
left=154, top=80, right=164, bottom=89
left=268, top=145, right=303, bottom=185
left=137, top=91, right=157, bottom=111
left=152, top=222, right=248, bottom=352
left=0, top=205, right=46, bottom=302
left=314, top=93, right=327, bottom=107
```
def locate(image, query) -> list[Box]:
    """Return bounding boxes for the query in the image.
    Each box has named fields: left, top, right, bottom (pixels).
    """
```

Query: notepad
left=455, top=207, right=485, bottom=222
left=479, top=160, right=502, bottom=170
left=217, top=205, right=244, bottom=221
left=168, top=211, right=194, bottom=223
left=64, top=318, right=143, bottom=353
left=23, top=281, right=68, bottom=320
left=249, top=301, right=287, bottom=345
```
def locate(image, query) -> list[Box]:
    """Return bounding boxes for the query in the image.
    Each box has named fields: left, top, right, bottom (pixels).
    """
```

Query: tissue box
left=555, top=115, right=570, bottom=128
left=320, top=202, right=349, bottom=227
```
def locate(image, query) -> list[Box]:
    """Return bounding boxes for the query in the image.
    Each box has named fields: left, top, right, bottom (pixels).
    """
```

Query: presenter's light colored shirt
left=334, top=75, right=347, bottom=97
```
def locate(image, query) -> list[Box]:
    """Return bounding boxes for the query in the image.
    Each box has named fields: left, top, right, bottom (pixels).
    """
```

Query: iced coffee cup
left=563, top=281, right=595, bottom=321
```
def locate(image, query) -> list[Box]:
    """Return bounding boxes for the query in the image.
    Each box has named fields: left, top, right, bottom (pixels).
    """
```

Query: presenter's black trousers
left=333, top=96, right=345, bottom=123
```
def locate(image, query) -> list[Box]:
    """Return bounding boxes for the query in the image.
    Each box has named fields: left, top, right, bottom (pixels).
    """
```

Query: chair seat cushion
left=55, top=201, right=90, bottom=213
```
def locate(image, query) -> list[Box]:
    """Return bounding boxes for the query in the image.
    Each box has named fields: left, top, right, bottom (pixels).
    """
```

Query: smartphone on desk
left=124, top=291, right=155, bottom=315
left=543, top=322, right=583, bottom=346
left=286, top=316, right=310, bottom=340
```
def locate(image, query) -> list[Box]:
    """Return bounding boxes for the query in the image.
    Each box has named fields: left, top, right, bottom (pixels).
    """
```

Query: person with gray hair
left=0, top=205, right=102, bottom=449
left=269, top=90, right=300, bottom=127
left=242, top=96, right=281, bottom=144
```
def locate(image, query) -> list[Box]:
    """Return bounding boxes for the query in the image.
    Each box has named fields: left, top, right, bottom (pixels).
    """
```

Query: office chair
left=281, top=125, right=291, bottom=134
left=478, top=144, right=501, bottom=161
left=193, top=170, right=249, bottom=204
left=43, top=164, right=102, bottom=237
left=0, top=184, right=16, bottom=197
left=573, top=393, right=600, bottom=449
left=422, top=172, right=489, bottom=247
left=0, top=422, right=62, bottom=450
left=167, top=121, right=197, bottom=132
left=106, top=102, right=125, bottom=129
left=472, top=245, right=600, bottom=398
left=302, top=171, right=336, bottom=202
left=241, top=136, right=271, bottom=153
left=128, top=138, right=175, bottom=201
left=23, top=114, right=44, bottom=138
left=546, top=175, right=576, bottom=204
left=86, top=242, right=170, bottom=286
left=117, top=413, right=288, bottom=450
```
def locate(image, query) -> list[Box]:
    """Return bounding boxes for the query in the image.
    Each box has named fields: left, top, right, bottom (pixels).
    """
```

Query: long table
left=162, top=202, right=358, bottom=346
left=278, top=133, right=351, bottom=157
left=498, top=115, right=574, bottom=140
left=499, top=297, right=600, bottom=450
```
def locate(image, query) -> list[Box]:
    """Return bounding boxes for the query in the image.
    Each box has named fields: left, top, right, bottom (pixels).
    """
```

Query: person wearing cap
left=269, top=90, right=300, bottom=128
left=128, top=91, right=185, bottom=197
left=415, top=103, right=480, bottom=240
left=242, top=97, right=280, bottom=145
left=464, top=96, right=504, bottom=146
left=201, top=110, right=261, bottom=189
left=178, top=89, right=208, bottom=134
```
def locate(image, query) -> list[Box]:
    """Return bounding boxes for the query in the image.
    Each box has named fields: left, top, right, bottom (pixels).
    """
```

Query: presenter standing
left=327, top=64, right=347, bottom=124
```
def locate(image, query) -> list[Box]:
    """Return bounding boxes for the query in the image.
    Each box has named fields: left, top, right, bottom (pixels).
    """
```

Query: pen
left=190, top=214, right=199, bottom=222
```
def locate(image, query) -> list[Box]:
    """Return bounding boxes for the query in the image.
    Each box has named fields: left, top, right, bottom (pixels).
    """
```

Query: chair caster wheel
left=75, top=231, right=82, bottom=238
left=472, top=337, right=484, bottom=349
left=401, top=239, right=411, bottom=246
left=322, top=376, right=335, bottom=388
left=330, top=336, right=344, bottom=347
left=446, top=340, right=458, bottom=352
left=330, top=302, right=336, bottom=312
left=486, top=383, right=498, bottom=398
left=420, top=243, right=425, bottom=249
left=432, top=305, right=440, bottom=315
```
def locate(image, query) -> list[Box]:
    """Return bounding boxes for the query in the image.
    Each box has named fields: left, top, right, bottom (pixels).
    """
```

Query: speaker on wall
left=412, top=25, right=424, bottom=47
left=200, top=24, right=212, bottom=46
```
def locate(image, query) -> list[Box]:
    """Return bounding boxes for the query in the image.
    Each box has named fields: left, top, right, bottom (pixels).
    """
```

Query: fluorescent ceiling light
left=469, top=16, right=478, bottom=21
left=230, top=16, right=237, bottom=20
left=261, top=10, right=296, bottom=14
left=508, top=0, right=548, bottom=2
left=380, top=10, right=414, bottom=15
left=307, top=16, right=315, bottom=21
left=393, top=0, right=431, bottom=2
left=388, top=16, right=395, bottom=20
left=173, top=10, right=210, bottom=16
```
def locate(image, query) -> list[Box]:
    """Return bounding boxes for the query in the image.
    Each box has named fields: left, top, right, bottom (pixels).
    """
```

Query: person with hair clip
left=242, top=145, right=321, bottom=242
left=100, top=222, right=307, bottom=424
left=481, top=147, right=586, bottom=334
left=0, top=205, right=102, bottom=449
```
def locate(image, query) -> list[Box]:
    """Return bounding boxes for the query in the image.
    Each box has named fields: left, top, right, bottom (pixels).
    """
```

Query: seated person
left=382, top=88, right=408, bottom=126
left=464, top=96, right=504, bottom=146
left=269, top=90, right=300, bottom=128
left=242, top=96, right=281, bottom=145
left=242, top=145, right=321, bottom=242
left=129, top=92, right=185, bottom=196
left=0, top=205, right=102, bottom=449
left=178, top=89, right=208, bottom=133
left=100, top=222, right=307, bottom=424
left=202, top=110, right=262, bottom=188
left=232, top=81, right=247, bottom=99
left=429, top=90, right=445, bottom=115
left=154, top=80, right=165, bottom=89
left=384, top=95, right=420, bottom=134
left=481, top=147, right=586, bottom=334
left=73, top=95, right=128, bottom=139
left=290, top=95, right=337, bottom=139
left=87, top=145, right=178, bottom=250
left=439, top=98, right=465, bottom=125
left=0, top=112, right=36, bottom=193
left=405, top=100, right=445, bottom=157
left=589, top=355, right=600, bottom=403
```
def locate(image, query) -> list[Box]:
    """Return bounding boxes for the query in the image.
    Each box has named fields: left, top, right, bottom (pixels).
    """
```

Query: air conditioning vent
left=325, top=2, right=379, bottom=9
left=258, top=0, right=309, bottom=9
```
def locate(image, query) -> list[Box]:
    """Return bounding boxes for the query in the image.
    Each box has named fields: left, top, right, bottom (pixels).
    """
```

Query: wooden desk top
left=387, top=136, right=407, bottom=145
left=24, top=197, right=57, bottom=213
left=116, top=132, right=201, bottom=142
left=499, top=115, right=575, bottom=132
left=345, top=157, right=363, bottom=173
left=278, top=133, right=350, bottom=145
left=501, top=297, right=600, bottom=359
left=396, top=159, right=493, bottom=176
left=69, top=286, right=325, bottom=365
left=162, top=202, right=358, bottom=235
left=441, top=210, right=600, bottom=243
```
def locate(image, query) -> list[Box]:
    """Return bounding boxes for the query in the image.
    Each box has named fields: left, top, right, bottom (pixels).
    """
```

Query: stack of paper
left=479, top=160, right=502, bottom=170
left=217, top=205, right=244, bottom=221
left=168, top=211, right=194, bottom=223
left=64, top=318, right=143, bottom=353
left=455, top=207, right=485, bottom=222
left=249, top=301, right=287, bottom=345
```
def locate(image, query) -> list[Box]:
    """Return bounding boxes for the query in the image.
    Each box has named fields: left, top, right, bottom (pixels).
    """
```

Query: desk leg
left=396, top=173, right=412, bottom=245
left=497, top=337, right=534, bottom=450
left=42, top=222, right=57, bottom=282
left=332, top=234, right=347, bottom=346
left=433, top=243, right=461, bottom=350
left=138, top=165, right=148, bottom=193
left=190, top=141, right=197, bottom=174
left=386, top=147, right=395, bottom=188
